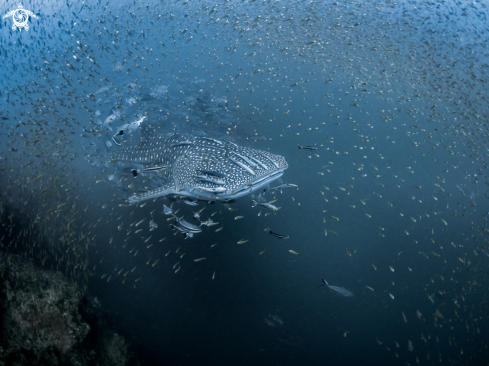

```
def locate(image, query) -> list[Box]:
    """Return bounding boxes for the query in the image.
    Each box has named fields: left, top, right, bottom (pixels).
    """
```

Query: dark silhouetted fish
left=318, top=279, right=354, bottom=297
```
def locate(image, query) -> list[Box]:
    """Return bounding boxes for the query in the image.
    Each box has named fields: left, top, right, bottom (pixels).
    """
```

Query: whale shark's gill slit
left=233, top=152, right=257, bottom=169
left=248, top=155, right=269, bottom=170
left=228, top=157, right=255, bottom=175
left=260, top=153, right=280, bottom=169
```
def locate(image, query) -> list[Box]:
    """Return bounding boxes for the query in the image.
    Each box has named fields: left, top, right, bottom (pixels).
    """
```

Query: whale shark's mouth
left=182, top=169, right=286, bottom=202
left=229, top=169, right=286, bottom=198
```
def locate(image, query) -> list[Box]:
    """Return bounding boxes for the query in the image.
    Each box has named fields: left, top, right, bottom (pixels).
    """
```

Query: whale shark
left=109, top=134, right=288, bottom=203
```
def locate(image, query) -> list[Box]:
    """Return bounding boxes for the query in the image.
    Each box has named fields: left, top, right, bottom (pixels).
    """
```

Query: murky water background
left=1, top=0, right=489, bottom=364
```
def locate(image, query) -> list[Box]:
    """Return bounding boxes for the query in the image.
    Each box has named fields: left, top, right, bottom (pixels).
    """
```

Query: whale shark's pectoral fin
left=127, top=183, right=176, bottom=204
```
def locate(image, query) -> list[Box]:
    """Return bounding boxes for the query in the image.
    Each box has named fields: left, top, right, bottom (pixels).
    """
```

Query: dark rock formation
left=0, top=252, right=138, bottom=366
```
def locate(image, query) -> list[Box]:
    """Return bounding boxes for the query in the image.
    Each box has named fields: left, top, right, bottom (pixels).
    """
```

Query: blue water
left=1, top=0, right=489, bottom=364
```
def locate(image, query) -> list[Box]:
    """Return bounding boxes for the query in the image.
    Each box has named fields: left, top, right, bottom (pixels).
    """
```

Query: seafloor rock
left=0, top=252, right=138, bottom=366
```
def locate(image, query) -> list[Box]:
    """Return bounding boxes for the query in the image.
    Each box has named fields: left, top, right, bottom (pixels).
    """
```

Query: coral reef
left=0, top=252, right=138, bottom=366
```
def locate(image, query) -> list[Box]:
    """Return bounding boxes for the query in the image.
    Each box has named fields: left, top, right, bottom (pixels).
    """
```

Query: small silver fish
left=183, top=199, right=199, bottom=206
left=264, top=183, right=298, bottom=192
left=251, top=200, right=278, bottom=211
left=163, top=204, right=173, bottom=216
left=131, top=165, right=169, bottom=177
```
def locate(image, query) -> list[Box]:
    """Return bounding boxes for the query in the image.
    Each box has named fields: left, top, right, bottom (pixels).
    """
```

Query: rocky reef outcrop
left=0, top=252, right=138, bottom=366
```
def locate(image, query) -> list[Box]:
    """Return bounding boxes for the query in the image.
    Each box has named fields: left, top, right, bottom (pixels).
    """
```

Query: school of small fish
left=0, top=0, right=488, bottom=364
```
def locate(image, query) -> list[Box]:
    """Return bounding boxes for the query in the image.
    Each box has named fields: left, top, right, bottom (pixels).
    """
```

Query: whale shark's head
left=173, top=143, right=288, bottom=201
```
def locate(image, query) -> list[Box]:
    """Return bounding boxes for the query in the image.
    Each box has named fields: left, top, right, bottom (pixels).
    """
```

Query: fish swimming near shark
left=109, top=134, right=288, bottom=203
